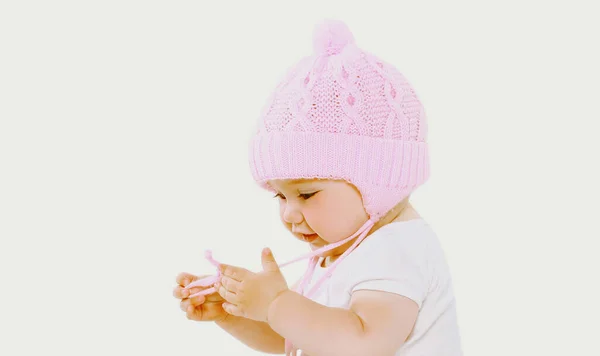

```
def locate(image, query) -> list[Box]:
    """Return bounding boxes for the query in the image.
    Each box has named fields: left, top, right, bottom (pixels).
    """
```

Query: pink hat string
left=183, top=218, right=376, bottom=356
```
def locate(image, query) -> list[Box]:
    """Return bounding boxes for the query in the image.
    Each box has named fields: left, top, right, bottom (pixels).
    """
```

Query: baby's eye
left=298, top=192, right=318, bottom=200
left=273, top=193, right=286, bottom=200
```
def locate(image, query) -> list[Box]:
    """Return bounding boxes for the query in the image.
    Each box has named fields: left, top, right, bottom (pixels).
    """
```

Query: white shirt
left=302, top=218, right=463, bottom=356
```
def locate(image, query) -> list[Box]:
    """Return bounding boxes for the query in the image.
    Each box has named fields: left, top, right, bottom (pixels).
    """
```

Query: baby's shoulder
left=327, top=219, right=443, bottom=305
left=354, top=218, right=435, bottom=256
left=340, top=219, right=453, bottom=284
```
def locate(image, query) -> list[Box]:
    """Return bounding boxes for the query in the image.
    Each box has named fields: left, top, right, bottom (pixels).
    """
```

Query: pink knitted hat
left=249, top=19, right=430, bottom=221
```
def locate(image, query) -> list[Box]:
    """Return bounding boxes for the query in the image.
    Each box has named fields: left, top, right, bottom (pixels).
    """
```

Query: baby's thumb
left=261, top=248, right=279, bottom=272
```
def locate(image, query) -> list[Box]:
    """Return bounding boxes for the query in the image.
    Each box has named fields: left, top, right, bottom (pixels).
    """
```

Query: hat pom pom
left=313, top=19, right=355, bottom=56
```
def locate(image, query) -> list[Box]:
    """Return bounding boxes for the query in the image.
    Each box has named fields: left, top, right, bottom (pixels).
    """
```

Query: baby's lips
left=184, top=275, right=219, bottom=290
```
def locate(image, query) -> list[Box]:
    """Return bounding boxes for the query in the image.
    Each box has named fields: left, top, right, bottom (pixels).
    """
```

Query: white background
left=1, top=1, right=599, bottom=355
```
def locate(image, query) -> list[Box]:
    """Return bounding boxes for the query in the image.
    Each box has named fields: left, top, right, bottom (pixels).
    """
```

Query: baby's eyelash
left=273, top=192, right=319, bottom=200
left=299, top=192, right=317, bottom=200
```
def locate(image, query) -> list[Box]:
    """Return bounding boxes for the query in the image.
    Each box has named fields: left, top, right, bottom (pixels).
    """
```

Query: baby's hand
left=173, top=272, right=229, bottom=322
left=216, top=248, right=289, bottom=322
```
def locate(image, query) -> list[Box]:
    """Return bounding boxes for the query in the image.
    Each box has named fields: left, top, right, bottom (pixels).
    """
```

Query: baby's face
left=267, top=178, right=369, bottom=256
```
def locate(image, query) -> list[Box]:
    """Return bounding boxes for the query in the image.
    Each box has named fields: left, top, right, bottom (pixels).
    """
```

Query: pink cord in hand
left=181, top=226, right=370, bottom=300
left=183, top=250, right=222, bottom=298
left=178, top=218, right=376, bottom=356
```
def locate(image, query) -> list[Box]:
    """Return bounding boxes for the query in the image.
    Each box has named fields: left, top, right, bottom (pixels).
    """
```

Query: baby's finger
left=186, top=302, right=226, bottom=322
left=222, top=302, right=244, bottom=318
left=203, top=289, right=225, bottom=302
left=220, top=276, right=242, bottom=294
left=180, top=296, right=206, bottom=312
left=182, top=286, right=206, bottom=299
left=173, top=286, right=187, bottom=299
left=188, top=293, right=207, bottom=306
left=186, top=304, right=210, bottom=321
left=173, top=286, right=196, bottom=299
left=176, top=272, right=198, bottom=287
left=216, top=282, right=240, bottom=304
left=219, top=264, right=250, bottom=282
left=180, top=298, right=190, bottom=312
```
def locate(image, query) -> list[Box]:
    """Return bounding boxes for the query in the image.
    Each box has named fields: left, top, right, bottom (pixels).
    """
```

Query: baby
left=173, top=19, right=463, bottom=356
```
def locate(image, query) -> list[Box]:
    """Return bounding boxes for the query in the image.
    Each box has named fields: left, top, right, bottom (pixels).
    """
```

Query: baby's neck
left=320, top=203, right=421, bottom=267
left=391, top=202, right=421, bottom=222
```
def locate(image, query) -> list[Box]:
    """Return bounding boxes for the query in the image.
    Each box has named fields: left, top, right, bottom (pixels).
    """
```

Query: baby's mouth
left=301, top=233, right=319, bottom=243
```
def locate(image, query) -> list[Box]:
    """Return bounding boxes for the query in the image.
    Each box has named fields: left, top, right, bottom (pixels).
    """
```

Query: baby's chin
left=309, top=238, right=329, bottom=252
left=310, top=237, right=357, bottom=257
left=309, top=241, right=339, bottom=256
left=309, top=242, right=324, bottom=251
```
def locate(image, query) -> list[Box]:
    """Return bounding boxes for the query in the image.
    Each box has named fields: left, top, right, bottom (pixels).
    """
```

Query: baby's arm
left=267, top=289, right=419, bottom=356
left=214, top=278, right=301, bottom=354
left=215, top=316, right=285, bottom=354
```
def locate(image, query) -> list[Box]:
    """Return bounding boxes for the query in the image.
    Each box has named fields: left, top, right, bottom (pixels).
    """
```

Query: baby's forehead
left=268, top=178, right=327, bottom=188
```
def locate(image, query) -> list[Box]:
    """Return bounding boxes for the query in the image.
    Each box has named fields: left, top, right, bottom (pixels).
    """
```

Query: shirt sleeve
left=344, top=224, right=431, bottom=309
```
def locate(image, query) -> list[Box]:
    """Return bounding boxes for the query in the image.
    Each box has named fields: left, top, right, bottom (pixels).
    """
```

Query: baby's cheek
left=304, top=210, right=334, bottom=239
